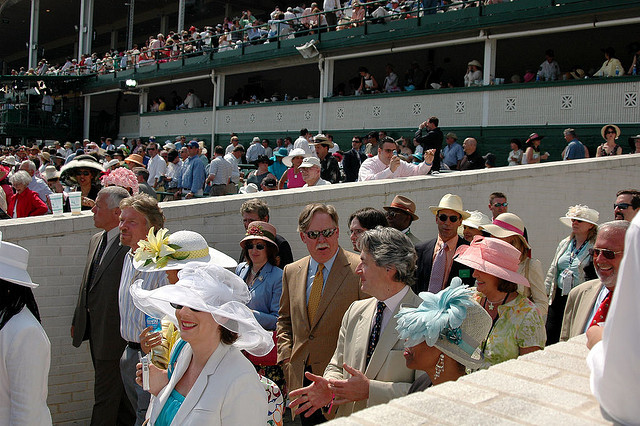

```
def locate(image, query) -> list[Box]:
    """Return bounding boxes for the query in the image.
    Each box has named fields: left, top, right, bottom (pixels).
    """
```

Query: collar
left=437, top=234, right=458, bottom=251
left=309, top=247, right=339, bottom=274
left=380, top=285, right=410, bottom=314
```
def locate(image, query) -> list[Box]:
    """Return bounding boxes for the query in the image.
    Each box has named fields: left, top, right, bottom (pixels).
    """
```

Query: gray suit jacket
left=72, top=231, right=128, bottom=359
left=324, top=289, right=424, bottom=417
left=560, top=279, right=602, bottom=342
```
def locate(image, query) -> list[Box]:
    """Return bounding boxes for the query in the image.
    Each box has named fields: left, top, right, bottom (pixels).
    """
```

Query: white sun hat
left=133, top=229, right=237, bottom=271
left=130, top=264, right=274, bottom=356
left=0, top=232, right=38, bottom=288
left=559, top=204, right=599, bottom=227
left=282, top=148, right=310, bottom=168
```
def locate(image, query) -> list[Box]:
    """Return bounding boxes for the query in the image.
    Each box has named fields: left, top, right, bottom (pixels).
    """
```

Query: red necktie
left=589, top=290, right=613, bottom=328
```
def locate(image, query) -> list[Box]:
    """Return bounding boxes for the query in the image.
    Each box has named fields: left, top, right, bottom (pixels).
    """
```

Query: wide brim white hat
left=461, top=210, right=492, bottom=230
left=482, top=212, right=531, bottom=250
left=0, top=234, right=38, bottom=288
left=429, top=194, right=471, bottom=219
left=130, top=264, right=274, bottom=356
left=559, top=204, right=599, bottom=227
left=283, top=148, right=310, bottom=168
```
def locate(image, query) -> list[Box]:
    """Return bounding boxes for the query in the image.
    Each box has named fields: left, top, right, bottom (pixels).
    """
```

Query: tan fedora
left=125, top=153, right=145, bottom=167
left=384, top=195, right=419, bottom=221
left=429, top=194, right=471, bottom=219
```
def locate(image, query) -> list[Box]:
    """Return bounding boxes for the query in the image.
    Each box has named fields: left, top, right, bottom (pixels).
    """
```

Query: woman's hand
left=139, top=326, right=162, bottom=355
left=135, top=361, right=169, bottom=396
left=81, top=196, right=95, bottom=208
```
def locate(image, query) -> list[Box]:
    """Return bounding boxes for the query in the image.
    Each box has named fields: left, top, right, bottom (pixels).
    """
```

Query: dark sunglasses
left=170, top=302, right=201, bottom=312
left=246, top=242, right=266, bottom=250
left=147, top=147, right=156, bottom=151
left=438, top=214, right=460, bottom=223
left=386, top=210, right=408, bottom=219
left=605, top=130, right=617, bottom=135
left=614, top=203, right=631, bottom=210
left=492, top=202, right=508, bottom=207
left=305, top=228, right=337, bottom=239
left=75, top=171, right=91, bottom=176
left=589, top=248, right=623, bottom=260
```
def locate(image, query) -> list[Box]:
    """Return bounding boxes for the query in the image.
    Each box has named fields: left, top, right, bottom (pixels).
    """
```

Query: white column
left=211, top=71, right=217, bottom=143
left=28, top=0, right=40, bottom=70
left=318, top=56, right=325, bottom=133
left=78, top=0, right=95, bottom=59
left=177, top=0, right=185, bottom=33
left=83, top=95, right=91, bottom=139
left=139, top=89, right=148, bottom=114
left=126, top=0, right=135, bottom=50
left=483, top=37, right=496, bottom=86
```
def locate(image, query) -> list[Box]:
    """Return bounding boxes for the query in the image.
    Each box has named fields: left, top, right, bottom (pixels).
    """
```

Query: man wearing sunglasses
left=613, top=189, right=640, bottom=222
left=415, top=194, right=474, bottom=294
left=145, top=141, right=166, bottom=189
left=488, top=192, right=508, bottom=220
left=560, top=220, right=629, bottom=341
left=277, top=203, right=364, bottom=425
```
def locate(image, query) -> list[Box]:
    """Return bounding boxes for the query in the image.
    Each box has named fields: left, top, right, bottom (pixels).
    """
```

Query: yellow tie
left=307, top=263, right=324, bottom=323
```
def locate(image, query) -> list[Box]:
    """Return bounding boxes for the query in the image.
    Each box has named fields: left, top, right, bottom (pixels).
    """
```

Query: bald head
left=463, top=138, right=477, bottom=155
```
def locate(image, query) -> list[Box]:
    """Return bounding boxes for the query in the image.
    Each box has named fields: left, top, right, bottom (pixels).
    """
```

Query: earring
left=433, top=353, right=445, bottom=380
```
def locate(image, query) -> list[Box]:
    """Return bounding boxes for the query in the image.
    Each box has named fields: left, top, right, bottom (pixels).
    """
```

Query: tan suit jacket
left=324, top=289, right=424, bottom=417
left=277, top=247, right=364, bottom=392
left=560, top=279, right=602, bottom=342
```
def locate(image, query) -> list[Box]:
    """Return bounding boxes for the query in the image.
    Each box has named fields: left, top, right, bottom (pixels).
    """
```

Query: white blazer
left=0, top=307, right=52, bottom=426
left=147, top=342, right=267, bottom=425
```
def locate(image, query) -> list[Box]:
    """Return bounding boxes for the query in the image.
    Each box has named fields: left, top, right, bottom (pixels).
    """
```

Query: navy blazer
left=414, top=236, right=474, bottom=294
left=343, top=148, right=367, bottom=182
left=236, top=262, right=283, bottom=330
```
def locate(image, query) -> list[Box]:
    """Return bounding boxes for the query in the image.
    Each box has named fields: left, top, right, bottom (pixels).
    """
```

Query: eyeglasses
left=147, top=147, right=156, bottom=151
left=438, top=214, right=460, bottom=223
left=169, top=302, right=201, bottom=312
left=246, top=242, right=266, bottom=250
left=492, top=202, right=508, bottom=207
left=605, top=130, right=617, bottom=135
left=589, top=248, right=623, bottom=260
left=386, top=210, right=409, bottom=219
left=305, top=227, right=337, bottom=239
left=614, top=203, right=632, bottom=210
left=75, top=171, right=91, bottom=176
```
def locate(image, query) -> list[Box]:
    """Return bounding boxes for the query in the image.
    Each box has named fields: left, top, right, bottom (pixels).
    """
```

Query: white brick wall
left=0, top=154, right=637, bottom=424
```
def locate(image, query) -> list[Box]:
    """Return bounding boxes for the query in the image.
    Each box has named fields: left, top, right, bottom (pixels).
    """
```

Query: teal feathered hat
left=395, top=278, right=492, bottom=369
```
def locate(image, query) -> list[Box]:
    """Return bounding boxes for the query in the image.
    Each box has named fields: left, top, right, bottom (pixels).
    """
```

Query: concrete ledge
left=328, top=335, right=610, bottom=425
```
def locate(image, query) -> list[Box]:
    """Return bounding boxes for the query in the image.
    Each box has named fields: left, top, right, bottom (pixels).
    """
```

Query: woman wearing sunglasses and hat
left=0, top=236, right=52, bottom=424
left=131, top=264, right=274, bottom=425
left=544, top=205, right=599, bottom=345
left=596, top=124, right=623, bottom=157
left=395, top=281, right=492, bottom=391
left=454, top=236, right=546, bottom=368
left=60, top=154, right=104, bottom=209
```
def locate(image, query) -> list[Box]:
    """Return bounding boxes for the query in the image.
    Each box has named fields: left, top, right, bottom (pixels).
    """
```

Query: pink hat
left=454, top=236, right=529, bottom=287
left=100, top=167, right=139, bottom=194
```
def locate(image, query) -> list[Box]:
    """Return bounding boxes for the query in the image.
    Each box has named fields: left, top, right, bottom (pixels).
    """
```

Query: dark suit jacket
left=72, top=231, right=128, bottom=360
left=343, top=148, right=367, bottom=182
left=414, top=127, right=443, bottom=171
left=414, top=236, right=473, bottom=293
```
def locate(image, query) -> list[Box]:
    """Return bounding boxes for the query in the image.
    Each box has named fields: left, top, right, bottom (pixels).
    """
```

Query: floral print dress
left=474, top=292, right=546, bottom=368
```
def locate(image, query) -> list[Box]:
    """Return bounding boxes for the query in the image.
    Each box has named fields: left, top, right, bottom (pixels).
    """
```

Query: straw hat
left=40, top=151, right=51, bottom=162
left=125, top=153, right=145, bottom=167
left=311, top=134, right=334, bottom=148
left=395, top=283, right=492, bottom=369
left=0, top=233, right=37, bottom=288
left=481, top=212, right=531, bottom=249
left=461, top=210, right=492, bottom=230
left=1, top=155, right=17, bottom=166
left=468, top=60, right=482, bottom=68
left=133, top=229, right=237, bottom=272
left=239, top=183, right=259, bottom=194
left=384, top=195, right=419, bottom=221
left=129, top=264, right=274, bottom=356
left=240, top=221, right=278, bottom=250
left=282, top=148, right=309, bottom=167
left=429, top=194, right=471, bottom=219
left=298, top=156, right=321, bottom=169
left=59, top=154, right=105, bottom=186
left=559, top=204, right=599, bottom=227
left=601, top=124, right=621, bottom=140
left=42, top=165, right=60, bottom=181
left=454, top=236, right=529, bottom=287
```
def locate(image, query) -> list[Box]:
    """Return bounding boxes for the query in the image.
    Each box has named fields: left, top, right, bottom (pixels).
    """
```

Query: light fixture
left=296, top=39, right=319, bottom=59
left=125, top=79, right=137, bottom=88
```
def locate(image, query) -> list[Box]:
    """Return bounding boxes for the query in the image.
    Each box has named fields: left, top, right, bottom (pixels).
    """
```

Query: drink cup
left=69, top=191, right=82, bottom=215
left=49, top=193, right=63, bottom=216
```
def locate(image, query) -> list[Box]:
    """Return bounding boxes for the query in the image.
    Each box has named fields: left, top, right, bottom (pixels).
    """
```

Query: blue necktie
left=366, top=301, right=386, bottom=366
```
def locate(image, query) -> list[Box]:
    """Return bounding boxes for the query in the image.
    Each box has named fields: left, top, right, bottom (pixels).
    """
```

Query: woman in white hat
left=131, top=264, right=274, bottom=425
left=459, top=210, right=491, bottom=242
left=0, top=236, right=52, bottom=425
left=482, top=213, right=548, bottom=319
left=277, top=148, right=308, bottom=190
left=395, top=282, right=492, bottom=391
left=596, top=124, right=623, bottom=157
left=454, top=236, right=546, bottom=368
left=60, top=154, right=105, bottom=209
left=544, top=205, right=599, bottom=345
left=133, top=229, right=237, bottom=368
left=464, top=60, right=483, bottom=87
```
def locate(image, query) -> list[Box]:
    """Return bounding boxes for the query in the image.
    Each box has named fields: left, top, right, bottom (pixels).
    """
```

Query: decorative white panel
left=561, top=95, right=573, bottom=110
left=505, top=98, right=517, bottom=112
left=138, top=110, right=212, bottom=138
left=216, top=103, right=321, bottom=134
left=624, top=92, right=637, bottom=108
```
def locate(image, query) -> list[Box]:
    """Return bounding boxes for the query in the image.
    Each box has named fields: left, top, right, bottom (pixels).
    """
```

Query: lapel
left=577, top=280, right=603, bottom=329
left=293, top=258, right=311, bottom=330
left=170, top=343, right=230, bottom=425
left=90, top=238, right=123, bottom=291
left=310, top=248, right=349, bottom=329
left=83, top=233, right=100, bottom=284
left=365, top=289, right=417, bottom=379
left=251, top=263, right=273, bottom=294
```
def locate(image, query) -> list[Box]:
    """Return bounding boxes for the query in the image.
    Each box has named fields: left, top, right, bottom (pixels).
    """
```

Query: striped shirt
left=118, top=252, right=168, bottom=342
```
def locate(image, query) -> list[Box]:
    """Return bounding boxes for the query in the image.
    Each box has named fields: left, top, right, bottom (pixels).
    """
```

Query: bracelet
left=322, top=393, right=336, bottom=414
left=425, top=162, right=432, bottom=166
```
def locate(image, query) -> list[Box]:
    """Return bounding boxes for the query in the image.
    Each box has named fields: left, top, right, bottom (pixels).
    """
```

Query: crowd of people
left=3, top=180, right=638, bottom=424
left=1, top=117, right=639, bottom=219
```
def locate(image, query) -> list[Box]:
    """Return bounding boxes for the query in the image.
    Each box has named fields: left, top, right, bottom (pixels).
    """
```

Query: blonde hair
left=119, top=193, right=164, bottom=230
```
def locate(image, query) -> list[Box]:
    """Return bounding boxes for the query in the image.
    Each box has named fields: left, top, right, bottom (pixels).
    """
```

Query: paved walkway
left=327, top=335, right=611, bottom=425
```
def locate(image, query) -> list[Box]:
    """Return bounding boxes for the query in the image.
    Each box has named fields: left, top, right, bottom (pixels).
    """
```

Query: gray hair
left=9, top=170, right=32, bottom=187
left=19, top=160, right=36, bottom=172
left=358, top=226, right=416, bottom=286
left=598, top=220, right=630, bottom=235
left=563, top=128, right=576, bottom=137
left=98, top=186, right=130, bottom=210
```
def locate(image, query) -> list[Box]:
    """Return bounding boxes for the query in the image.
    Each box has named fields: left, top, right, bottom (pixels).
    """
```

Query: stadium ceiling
left=0, top=0, right=282, bottom=71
